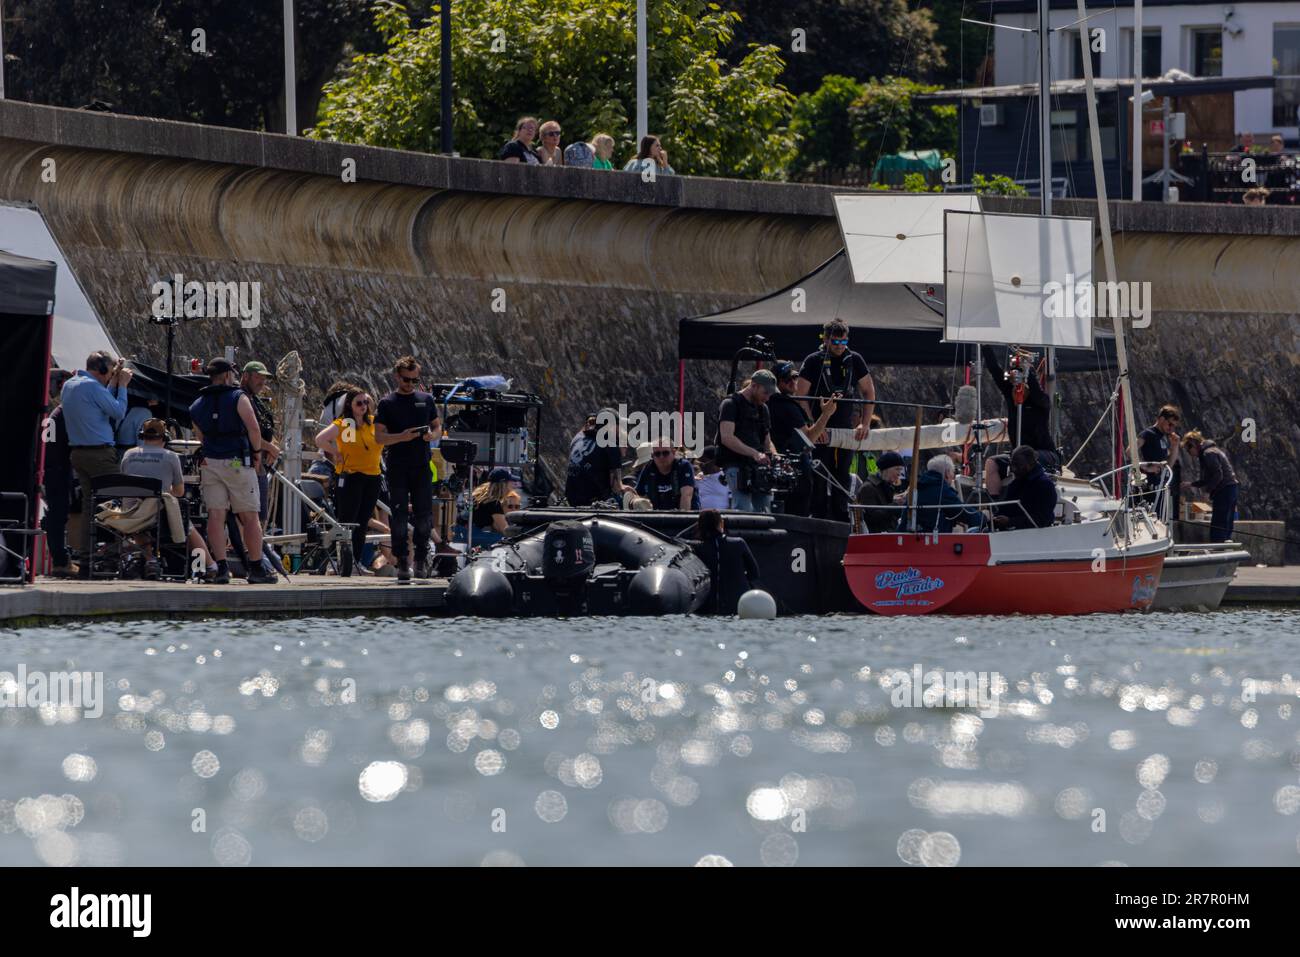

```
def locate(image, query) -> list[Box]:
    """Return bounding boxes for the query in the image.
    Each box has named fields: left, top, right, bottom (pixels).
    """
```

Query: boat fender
left=737, top=589, right=777, bottom=620
left=627, top=564, right=695, bottom=616
left=447, top=564, right=515, bottom=617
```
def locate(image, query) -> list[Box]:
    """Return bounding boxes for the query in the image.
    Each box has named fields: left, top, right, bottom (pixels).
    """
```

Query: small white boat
left=1152, top=543, right=1252, bottom=611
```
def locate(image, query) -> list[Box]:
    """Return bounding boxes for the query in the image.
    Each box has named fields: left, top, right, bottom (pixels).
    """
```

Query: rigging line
left=868, top=0, right=928, bottom=179
left=954, top=0, right=999, bottom=346
left=1063, top=380, right=1120, bottom=470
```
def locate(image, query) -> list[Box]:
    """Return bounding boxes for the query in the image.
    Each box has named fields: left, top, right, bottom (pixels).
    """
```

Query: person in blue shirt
left=904, top=454, right=986, bottom=533
left=61, top=350, right=131, bottom=577
left=114, top=398, right=155, bottom=453
left=993, top=445, right=1059, bottom=530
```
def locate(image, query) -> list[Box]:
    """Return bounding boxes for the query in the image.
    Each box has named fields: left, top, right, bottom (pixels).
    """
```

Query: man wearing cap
left=853, top=451, right=906, bottom=533
left=240, top=361, right=281, bottom=533
left=565, top=409, right=623, bottom=507
left=717, top=369, right=779, bottom=513
left=768, top=360, right=837, bottom=517
left=189, top=358, right=275, bottom=584
left=121, top=418, right=214, bottom=578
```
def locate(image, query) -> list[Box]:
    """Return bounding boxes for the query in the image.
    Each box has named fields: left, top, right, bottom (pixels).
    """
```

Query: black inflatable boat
left=447, top=516, right=711, bottom=617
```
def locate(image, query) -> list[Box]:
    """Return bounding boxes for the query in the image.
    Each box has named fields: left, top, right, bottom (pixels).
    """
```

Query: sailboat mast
left=1070, top=0, right=1143, bottom=482
left=1037, top=0, right=1060, bottom=446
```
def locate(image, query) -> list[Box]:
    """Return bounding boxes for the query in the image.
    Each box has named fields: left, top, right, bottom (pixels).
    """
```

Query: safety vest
left=190, top=385, right=250, bottom=461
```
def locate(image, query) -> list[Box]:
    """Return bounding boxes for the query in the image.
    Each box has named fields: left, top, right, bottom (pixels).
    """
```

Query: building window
left=1067, top=30, right=1104, bottom=79
left=1123, top=28, right=1162, bottom=77
left=1274, top=26, right=1300, bottom=128
left=1191, top=28, right=1223, bottom=77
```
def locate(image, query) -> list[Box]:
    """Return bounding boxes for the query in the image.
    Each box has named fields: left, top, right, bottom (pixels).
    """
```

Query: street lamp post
left=441, top=0, right=453, bottom=153
left=284, top=0, right=297, bottom=135
left=636, top=0, right=647, bottom=145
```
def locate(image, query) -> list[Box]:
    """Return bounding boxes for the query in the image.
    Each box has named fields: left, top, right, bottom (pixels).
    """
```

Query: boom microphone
left=954, top=384, right=979, bottom=425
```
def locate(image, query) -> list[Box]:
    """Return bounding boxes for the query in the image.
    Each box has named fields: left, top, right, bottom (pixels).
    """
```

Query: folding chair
left=90, top=474, right=165, bottom=580
left=0, top=491, right=41, bottom=585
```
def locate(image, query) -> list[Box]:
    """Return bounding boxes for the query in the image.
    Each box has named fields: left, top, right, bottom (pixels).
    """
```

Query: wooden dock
left=1221, top=566, right=1300, bottom=604
left=0, top=576, right=448, bottom=624
left=0, top=564, right=1294, bottom=624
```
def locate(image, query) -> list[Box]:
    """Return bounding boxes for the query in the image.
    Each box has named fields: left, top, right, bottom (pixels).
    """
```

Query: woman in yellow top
left=315, top=390, right=383, bottom=565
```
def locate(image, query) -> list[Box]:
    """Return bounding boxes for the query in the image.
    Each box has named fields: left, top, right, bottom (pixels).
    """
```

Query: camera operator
left=633, top=438, right=696, bottom=511
left=717, top=369, right=778, bottom=513
left=768, top=361, right=837, bottom=516
left=795, top=320, right=875, bottom=522
left=61, top=351, right=131, bottom=578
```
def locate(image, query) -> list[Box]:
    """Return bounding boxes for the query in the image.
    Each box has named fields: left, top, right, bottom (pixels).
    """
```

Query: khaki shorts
left=200, top=459, right=261, bottom=514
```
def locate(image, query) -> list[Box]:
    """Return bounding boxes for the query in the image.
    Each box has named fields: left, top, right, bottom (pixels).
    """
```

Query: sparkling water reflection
left=1, top=610, right=1299, bottom=866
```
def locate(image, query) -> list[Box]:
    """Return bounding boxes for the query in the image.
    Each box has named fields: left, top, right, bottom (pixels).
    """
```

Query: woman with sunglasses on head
left=316, top=389, right=383, bottom=571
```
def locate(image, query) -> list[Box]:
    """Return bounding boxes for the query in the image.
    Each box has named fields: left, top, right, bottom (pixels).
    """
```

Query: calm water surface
left=2, top=610, right=1298, bottom=866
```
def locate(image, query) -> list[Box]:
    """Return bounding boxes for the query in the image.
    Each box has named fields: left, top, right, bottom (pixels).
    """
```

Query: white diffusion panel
left=943, top=210, right=1094, bottom=349
left=833, top=194, right=979, bottom=285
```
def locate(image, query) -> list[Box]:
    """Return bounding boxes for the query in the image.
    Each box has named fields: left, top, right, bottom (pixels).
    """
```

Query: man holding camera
left=768, top=361, right=837, bottom=516
left=61, top=351, right=132, bottom=578
left=375, top=356, right=442, bottom=581
left=795, top=320, right=875, bottom=522
left=717, top=369, right=779, bottom=513
left=190, top=358, right=274, bottom=584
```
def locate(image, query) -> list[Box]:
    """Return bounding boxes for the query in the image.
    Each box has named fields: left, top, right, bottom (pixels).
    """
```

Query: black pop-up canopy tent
left=0, top=250, right=57, bottom=581
left=677, top=250, right=1115, bottom=371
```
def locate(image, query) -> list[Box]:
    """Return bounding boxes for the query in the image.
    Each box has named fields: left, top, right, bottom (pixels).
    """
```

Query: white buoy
left=737, top=589, right=777, bottom=620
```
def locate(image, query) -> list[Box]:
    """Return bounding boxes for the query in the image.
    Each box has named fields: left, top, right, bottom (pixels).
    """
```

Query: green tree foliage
left=3, top=0, right=374, bottom=131
left=789, top=75, right=957, bottom=177
left=309, top=0, right=798, bottom=178
left=972, top=173, right=1028, bottom=196
left=849, top=77, right=957, bottom=161
left=788, top=74, right=864, bottom=177
left=720, top=0, right=945, bottom=95
left=918, top=0, right=996, bottom=86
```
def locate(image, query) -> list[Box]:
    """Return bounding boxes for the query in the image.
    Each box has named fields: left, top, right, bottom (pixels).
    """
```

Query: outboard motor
left=542, top=521, right=596, bottom=615
left=542, top=521, right=596, bottom=583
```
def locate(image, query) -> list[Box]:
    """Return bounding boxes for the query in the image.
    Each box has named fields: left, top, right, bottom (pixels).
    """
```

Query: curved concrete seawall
left=0, top=101, right=1296, bottom=547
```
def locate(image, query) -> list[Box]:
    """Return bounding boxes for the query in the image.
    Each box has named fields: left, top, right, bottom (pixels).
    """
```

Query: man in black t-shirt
left=634, top=439, right=696, bottom=511
left=768, top=361, right=838, bottom=516
left=795, top=320, right=875, bottom=522
left=718, top=370, right=778, bottom=512
left=375, top=356, right=441, bottom=581
left=1139, top=403, right=1182, bottom=526
left=565, top=409, right=624, bottom=506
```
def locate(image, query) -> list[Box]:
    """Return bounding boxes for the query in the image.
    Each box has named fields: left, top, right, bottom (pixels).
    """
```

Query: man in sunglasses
left=795, top=319, right=875, bottom=522
left=375, top=356, right=441, bottom=581
left=633, top=438, right=696, bottom=511
left=1139, top=403, right=1183, bottom=525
